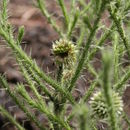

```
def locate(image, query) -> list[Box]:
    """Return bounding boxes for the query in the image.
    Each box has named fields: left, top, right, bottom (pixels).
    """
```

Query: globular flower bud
left=89, top=91, right=123, bottom=119
left=52, top=38, right=76, bottom=67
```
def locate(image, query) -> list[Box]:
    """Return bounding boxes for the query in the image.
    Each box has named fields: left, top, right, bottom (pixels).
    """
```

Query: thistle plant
left=0, top=0, right=130, bottom=130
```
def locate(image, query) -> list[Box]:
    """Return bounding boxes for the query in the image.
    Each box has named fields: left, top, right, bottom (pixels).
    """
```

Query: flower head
left=90, top=91, right=123, bottom=119
left=52, top=39, right=76, bottom=67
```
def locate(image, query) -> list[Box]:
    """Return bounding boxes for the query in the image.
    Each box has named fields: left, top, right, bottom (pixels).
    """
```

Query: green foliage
left=0, top=0, right=130, bottom=130
left=0, top=105, right=25, bottom=130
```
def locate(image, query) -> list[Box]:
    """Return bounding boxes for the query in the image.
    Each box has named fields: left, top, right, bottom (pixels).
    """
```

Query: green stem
left=57, top=64, right=63, bottom=82
left=67, top=9, right=79, bottom=38
left=123, top=112, right=130, bottom=127
left=68, top=0, right=108, bottom=91
left=108, top=6, right=130, bottom=58
left=0, top=75, right=47, bottom=130
left=37, top=0, right=64, bottom=37
left=57, top=0, right=69, bottom=28
left=54, top=64, right=63, bottom=130
left=80, top=114, right=87, bottom=130
left=82, top=78, right=99, bottom=102
left=102, top=50, right=118, bottom=130
left=29, top=67, right=54, bottom=101
left=83, top=16, right=92, bottom=31
left=113, top=32, right=119, bottom=83
left=87, top=23, right=114, bottom=61
left=0, top=105, right=25, bottom=130
left=77, top=26, right=86, bottom=48
left=17, top=84, right=71, bottom=130
left=115, top=68, right=130, bottom=90
left=19, top=64, right=71, bottom=130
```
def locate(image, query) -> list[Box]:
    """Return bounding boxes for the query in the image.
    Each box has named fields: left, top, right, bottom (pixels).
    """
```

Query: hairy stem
left=102, top=50, right=118, bottom=130
left=0, top=105, right=25, bottom=130
left=0, top=75, right=46, bottom=130
left=57, top=0, right=69, bottom=28
left=108, top=6, right=130, bottom=58
left=37, top=0, right=64, bottom=37
left=68, top=0, right=108, bottom=91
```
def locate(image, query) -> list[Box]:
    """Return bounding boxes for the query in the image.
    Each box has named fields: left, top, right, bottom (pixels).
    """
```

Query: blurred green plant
left=0, top=0, right=130, bottom=130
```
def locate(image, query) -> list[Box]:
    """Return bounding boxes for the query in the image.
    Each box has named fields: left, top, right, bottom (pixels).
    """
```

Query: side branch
left=37, top=0, right=64, bottom=37
left=108, top=6, right=130, bottom=58
left=68, top=0, right=108, bottom=91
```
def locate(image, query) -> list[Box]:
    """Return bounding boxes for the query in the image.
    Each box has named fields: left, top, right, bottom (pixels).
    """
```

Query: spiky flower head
left=52, top=39, right=76, bottom=67
left=90, top=91, right=123, bottom=119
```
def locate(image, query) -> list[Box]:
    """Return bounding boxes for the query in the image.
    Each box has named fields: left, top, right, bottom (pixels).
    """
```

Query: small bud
left=90, top=91, right=123, bottom=119
left=52, top=38, right=76, bottom=67
left=62, top=69, right=73, bottom=81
